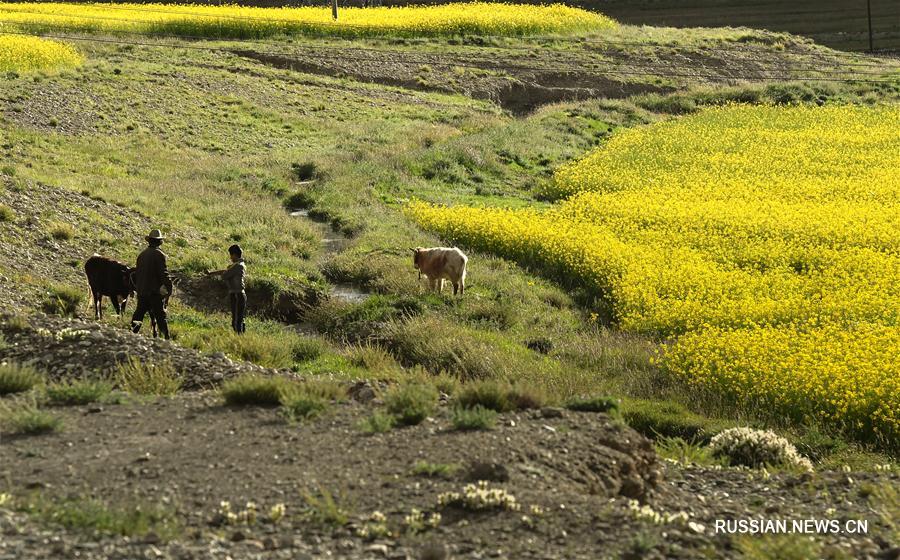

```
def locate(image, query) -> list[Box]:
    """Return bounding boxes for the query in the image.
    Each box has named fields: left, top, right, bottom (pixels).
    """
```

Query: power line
left=3, top=27, right=895, bottom=86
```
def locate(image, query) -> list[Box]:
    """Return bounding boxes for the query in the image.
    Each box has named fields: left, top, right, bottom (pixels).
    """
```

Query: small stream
left=289, top=209, right=369, bottom=304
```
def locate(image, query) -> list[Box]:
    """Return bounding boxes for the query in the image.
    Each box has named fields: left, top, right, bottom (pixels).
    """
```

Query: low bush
left=21, top=495, right=179, bottom=540
left=0, top=362, right=41, bottom=396
left=709, top=427, right=814, bottom=471
left=451, top=405, right=497, bottom=431
left=2, top=403, right=62, bottom=435
left=221, top=374, right=286, bottom=406
left=114, top=357, right=181, bottom=396
left=41, top=284, right=84, bottom=317
left=0, top=204, right=13, bottom=222
left=384, top=382, right=438, bottom=426
left=411, top=461, right=459, bottom=478
left=280, top=392, right=327, bottom=422
left=566, top=396, right=619, bottom=414
left=46, top=379, right=112, bottom=405
left=47, top=221, right=75, bottom=241
left=358, top=410, right=396, bottom=434
left=456, top=380, right=511, bottom=412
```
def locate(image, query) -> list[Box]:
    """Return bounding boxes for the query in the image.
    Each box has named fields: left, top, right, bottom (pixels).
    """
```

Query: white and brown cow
left=412, top=247, right=468, bottom=295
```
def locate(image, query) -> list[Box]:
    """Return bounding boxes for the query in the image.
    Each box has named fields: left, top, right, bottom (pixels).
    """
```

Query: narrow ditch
left=289, top=208, right=370, bottom=305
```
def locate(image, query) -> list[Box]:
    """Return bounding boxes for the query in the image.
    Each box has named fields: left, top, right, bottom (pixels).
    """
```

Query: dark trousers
left=131, top=293, right=169, bottom=340
left=230, top=292, right=247, bottom=334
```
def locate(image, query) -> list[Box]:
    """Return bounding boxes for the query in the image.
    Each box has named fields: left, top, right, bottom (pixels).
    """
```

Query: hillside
left=1, top=4, right=899, bottom=559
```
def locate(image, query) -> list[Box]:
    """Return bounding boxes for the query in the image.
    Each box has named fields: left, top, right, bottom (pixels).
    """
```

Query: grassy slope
left=1, top=29, right=897, bottom=468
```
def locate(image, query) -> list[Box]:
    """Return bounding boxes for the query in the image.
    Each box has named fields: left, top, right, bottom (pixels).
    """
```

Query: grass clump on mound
left=0, top=362, right=41, bottom=396
left=46, top=379, right=112, bottom=405
left=0, top=3, right=615, bottom=40
left=451, top=405, right=497, bottom=431
left=222, top=374, right=346, bottom=422
left=384, top=382, right=438, bottom=426
left=1, top=401, right=62, bottom=435
left=114, top=358, right=181, bottom=396
left=0, top=35, right=82, bottom=73
left=456, top=379, right=550, bottom=412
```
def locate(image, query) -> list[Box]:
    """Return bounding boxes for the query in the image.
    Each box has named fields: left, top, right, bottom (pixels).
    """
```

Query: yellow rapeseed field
left=0, top=34, right=82, bottom=72
left=0, top=3, right=615, bottom=39
left=407, top=104, right=900, bottom=445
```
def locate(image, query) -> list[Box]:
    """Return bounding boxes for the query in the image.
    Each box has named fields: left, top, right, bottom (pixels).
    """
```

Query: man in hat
left=131, top=229, right=173, bottom=340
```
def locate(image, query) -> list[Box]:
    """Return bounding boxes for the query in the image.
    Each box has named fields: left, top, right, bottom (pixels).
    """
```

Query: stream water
left=289, top=209, right=369, bottom=304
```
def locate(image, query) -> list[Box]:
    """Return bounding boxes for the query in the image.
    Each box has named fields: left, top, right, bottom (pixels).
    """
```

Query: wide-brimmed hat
left=146, top=229, right=165, bottom=241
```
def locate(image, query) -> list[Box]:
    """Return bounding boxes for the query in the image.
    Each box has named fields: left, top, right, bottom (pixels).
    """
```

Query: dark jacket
left=135, top=245, right=173, bottom=297
left=221, top=259, right=246, bottom=294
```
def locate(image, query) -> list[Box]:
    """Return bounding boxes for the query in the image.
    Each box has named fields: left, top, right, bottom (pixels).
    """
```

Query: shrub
left=280, top=392, right=327, bottom=422
left=411, top=461, right=459, bottom=478
left=48, top=221, right=75, bottom=241
left=221, top=374, right=286, bottom=406
left=384, top=382, right=438, bottom=426
left=0, top=204, right=13, bottom=222
left=655, top=436, right=724, bottom=467
left=0, top=362, right=41, bottom=395
left=302, top=488, right=348, bottom=526
left=21, top=495, right=179, bottom=540
left=114, top=357, right=181, bottom=396
left=456, top=380, right=511, bottom=412
left=293, top=337, right=326, bottom=363
left=347, top=343, right=398, bottom=372
left=2, top=314, right=29, bottom=332
left=46, top=379, right=112, bottom=405
left=709, top=427, right=814, bottom=471
left=566, top=396, right=619, bottom=414
left=358, top=410, right=396, bottom=434
left=2, top=404, right=62, bottom=435
left=41, top=284, right=84, bottom=317
left=451, top=405, right=497, bottom=431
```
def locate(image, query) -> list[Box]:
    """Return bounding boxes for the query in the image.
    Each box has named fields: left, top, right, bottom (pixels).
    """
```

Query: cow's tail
left=85, top=275, right=95, bottom=312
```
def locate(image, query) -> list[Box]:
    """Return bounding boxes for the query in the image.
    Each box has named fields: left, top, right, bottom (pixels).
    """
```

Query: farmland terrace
left=1, top=5, right=899, bottom=560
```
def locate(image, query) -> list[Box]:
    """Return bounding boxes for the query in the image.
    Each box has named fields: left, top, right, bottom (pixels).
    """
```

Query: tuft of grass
left=280, top=392, right=327, bottom=422
left=620, top=397, right=732, bottom=442
left=1, top=402, right=62, bottom=435
left=451, top=405, right=497, bottom=431
left=347, top=342, right=398, bottom=373
left=358, top=409, right=396, bottom=434
left=869, top=482, right=899, bottom=543
left=3, top=314, right=30, bottom=332
left=0, top=362, right=41, bottom=396
left=21, top=494, right=180, bottom=540
left=566, top=396, right=619, bottom=414
left=456, top=380, right=512, bottom=412
left=114, top=357, right=181, bottom=396
left=47, top=221, right=75, bottom=241
left=455, top=379, right=549, bottom=412
left=735, top=534, right=824, bottom=560
left=302, top=488, right=348, bottom=526
left=384, top=382, right=438, bottom=426
left=46, top=379, right=112, bottom=405
left=293, top=337, right=327, bottom=363
left=41, top=284, right=84, bottom=317
left=655, top=436, right=726, bottom=467
left=279, top=380, right=344, bottom=422
left=221, top=374, right=286, bottom=406
left=411, top=461, right=460, bottom=478
left=0, top=204, right=13, bottom=222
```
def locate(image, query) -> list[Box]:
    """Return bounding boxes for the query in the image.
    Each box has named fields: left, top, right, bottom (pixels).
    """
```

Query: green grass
left=0, top=362, right=41, bottom=396
left=566, top=396, right=619, bottom=414
left=455, top=379, right=550, bottom=413
left=2, top=32, right=896, bottom=466
left=302, top=488, right=349, bottom=526
left=0, top=204, right=13, bottom=222
left=411, top=461, right=460, bottom=478
left=45, top=379, right=112, bottom=405
left=41, top=283, right=83, bottom=317
left=451, top=404, right=497, bottom=431
left=358, top=409, right=396, bottom=434
left=1, top=403, right=62, bottom=435
left=384, top=382, right=439, bottom=426
left=46, top=221, right=75, bottom=241
left=654, top=436, right=726, bottom=467
left=114, top=357, right=181, bottom=396
left=221, top=374, right=286, bottom=407
left=20, top=494, right=180, bottom=540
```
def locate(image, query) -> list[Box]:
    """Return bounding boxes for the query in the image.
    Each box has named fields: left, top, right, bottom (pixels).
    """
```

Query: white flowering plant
left=709, top=427, right=814, bottom=471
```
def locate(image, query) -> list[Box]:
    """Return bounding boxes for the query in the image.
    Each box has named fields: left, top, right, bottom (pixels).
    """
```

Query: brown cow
left=412, top=247, right=468, bottom=295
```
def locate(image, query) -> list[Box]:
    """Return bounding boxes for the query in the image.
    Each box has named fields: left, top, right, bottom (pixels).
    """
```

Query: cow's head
left=119, top=267, right=136, bottom=310
left=411, top=247, right=423, bottom=269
